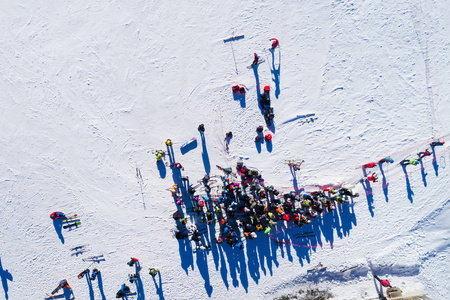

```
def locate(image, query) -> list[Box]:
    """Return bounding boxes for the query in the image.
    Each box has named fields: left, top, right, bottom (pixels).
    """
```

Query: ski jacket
left=364, top=162, right=377, bottom=168
left=381, top=279, right=391, bottom=287
left=270, top=38, right=279, bottom=48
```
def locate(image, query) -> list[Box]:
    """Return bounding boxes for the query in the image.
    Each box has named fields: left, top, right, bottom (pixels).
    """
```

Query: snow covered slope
left=0, top=0, right=449, bottom=299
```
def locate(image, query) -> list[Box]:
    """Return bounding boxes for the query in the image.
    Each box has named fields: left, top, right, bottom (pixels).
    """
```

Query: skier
left=155, top=150, right=164, bottom=162
left=127, top=257, right=139, bottom=267
left=175, top=228, right=188, bottom=239
left=367, top=173, right=378, bottom=183
left=198, top=124, right=205, bottom=132
left=417, top=149, right=432, bottom=160
left=265, top=133, right=272, bottom=142
left=90, top=268, right=100, bottom=281
left=289, top=160, right=304, bottom=171
left=378, top=156, right=394, bottom=164
left=232, top=85, right=246, bottom=94
left=116, top=284, right=131, bottom=298
left=255, top=136, right=262, bottom=142
left=191, top=230, right=202, bottom=243
left=251, top=53, right=259, bottom=67
left=430, top=141, right=445, bottom=147
left=172, top=162, right=183, bottom=169
left=374, top=275, right=392, bottom=288
left=270, top=38, right=279, bottom=49
left=399, top=158, right=420, bottom=166
left=59, top=279, right=71, bottom=289
left=363, top=162, right=377, bottom=169
left=149, top=268, right=160, bottom=277
left=165, top=139, right=173, bottom=146
left=50, top=212, right=65, bottom=220
left=225, top=131, right=233, bottom=140
left=172, top=211, right=180, bottom=220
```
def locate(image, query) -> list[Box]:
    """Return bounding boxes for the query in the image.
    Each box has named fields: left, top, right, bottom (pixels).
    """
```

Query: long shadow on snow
left=157, top=161, right=166, bottom=179
left=360, top=179, right=375, bottom=217
left=266, top=141, right=273, bottom=153
left=255, top=140, right=262, bottom=153
left=269, top=48, right=281, bottom=99
left=85, top=272, right=95, bottom=300
left=199, top=131, right=211, bottom=175
left=96, top=272, right=107, bottom=300
left=53, top=219, right=65, bottom=244
left=431, top=149, right=439, bottom=176
left=378, top=163, right=389, bottom=202
left=221, top=244, right=249, bottom=293
left=253, top=67, right=263, bottom=115
left=151, top=273, right=165, bottom=300
left=178, top=236, right=194, bottom=274
left=0, top=257, right=12, bottom=300
left=401, top=165, right=414, bottom=203
left=232, top=90, right=246, bottom=108
left=195, top=251, right=214, bottom=296
left=63, top=286, right=74, bottom=299
left=135, top=275, right=146, bottom=300
left=245, top=239, right=261, bottom=284
left=420, top=160, right=428, bottom=187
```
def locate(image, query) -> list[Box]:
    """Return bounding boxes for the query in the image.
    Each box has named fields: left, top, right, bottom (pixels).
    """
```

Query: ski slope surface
left=1, top=0, right=449, bottom=299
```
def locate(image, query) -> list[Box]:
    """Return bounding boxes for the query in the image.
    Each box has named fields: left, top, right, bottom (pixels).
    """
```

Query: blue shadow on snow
left=0, top=257, right=13, bottom=300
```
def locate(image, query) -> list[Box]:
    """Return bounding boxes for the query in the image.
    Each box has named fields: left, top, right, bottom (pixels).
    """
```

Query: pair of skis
left=307, top=262, right=327, bottom=274
left=63, top=222, right=81, bottom=229
left=340, top=264, right=361, bottom=273
left=82, top=254, right=104, bottom=262
left=61, top=215, right=79, bottom=223
left=247, top=59, right=266, bottom=69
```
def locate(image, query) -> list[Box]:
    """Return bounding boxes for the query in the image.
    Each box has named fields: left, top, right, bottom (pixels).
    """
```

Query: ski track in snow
left=0, top=1, right=450, bottom=299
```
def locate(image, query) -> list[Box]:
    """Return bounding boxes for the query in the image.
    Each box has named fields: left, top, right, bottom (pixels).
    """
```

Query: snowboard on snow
left=180, top=138, right=196, bottom=149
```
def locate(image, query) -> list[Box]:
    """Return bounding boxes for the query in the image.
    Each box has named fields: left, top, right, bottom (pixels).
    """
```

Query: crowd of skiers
left=170, top=157, right=356, bottom=251
left=168, top=136, right=446, bottom=252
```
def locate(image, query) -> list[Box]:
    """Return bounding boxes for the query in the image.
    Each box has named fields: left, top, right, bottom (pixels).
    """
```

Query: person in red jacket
left=374, top=275, right=392, bottom=288
left=270, top=38, right=279, bottom=49
left=417, top=149, right=432, bottom=160
left=367, top=173, right=378, bottom=183
left=363, top=162, right=377, bottom=169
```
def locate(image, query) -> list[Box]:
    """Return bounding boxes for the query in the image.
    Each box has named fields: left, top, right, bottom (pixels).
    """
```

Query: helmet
left=254, top=53, right=257, bottom=56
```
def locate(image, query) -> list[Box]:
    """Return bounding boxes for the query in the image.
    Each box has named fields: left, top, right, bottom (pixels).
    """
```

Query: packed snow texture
left=1, top=0, right=449, bottom=299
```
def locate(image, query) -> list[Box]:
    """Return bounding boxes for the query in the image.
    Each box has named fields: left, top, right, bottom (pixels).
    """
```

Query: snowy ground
left=1, top=0, right=449, bottom=299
